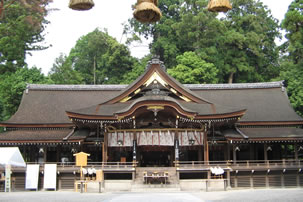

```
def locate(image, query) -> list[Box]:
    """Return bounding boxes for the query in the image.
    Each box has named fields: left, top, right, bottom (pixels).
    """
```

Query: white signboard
left=43, top=164, right=57, bottom=190
left=5, top=164, right=11, bottom=192
left=25, top=164, right=40, bottom=190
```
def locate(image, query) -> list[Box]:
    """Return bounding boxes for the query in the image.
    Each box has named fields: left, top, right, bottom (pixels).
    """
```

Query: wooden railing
left=175, top=160, right=303, bottom=171
left=1, top=160, right=302, bottom=173
left=0, top=161, right=137, bottom=173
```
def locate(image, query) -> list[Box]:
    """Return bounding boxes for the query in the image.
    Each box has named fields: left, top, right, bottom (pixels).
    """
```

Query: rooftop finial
left=145, top=55, right=166, bottom=71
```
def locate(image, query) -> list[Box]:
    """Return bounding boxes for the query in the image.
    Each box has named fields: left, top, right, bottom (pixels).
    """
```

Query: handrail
left=6, top=161, right=138, bottom=169
left=174, top=159, right=303, bottom=169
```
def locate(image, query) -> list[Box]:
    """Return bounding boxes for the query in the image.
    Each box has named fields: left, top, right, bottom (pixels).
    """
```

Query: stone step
left=131, top=183, right=181, bottom=192
left=135, top=167, right=179, bottom=186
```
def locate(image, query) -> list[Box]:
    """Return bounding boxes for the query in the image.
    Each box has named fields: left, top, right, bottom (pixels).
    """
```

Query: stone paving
left=0, top=188, right=302, bottom=202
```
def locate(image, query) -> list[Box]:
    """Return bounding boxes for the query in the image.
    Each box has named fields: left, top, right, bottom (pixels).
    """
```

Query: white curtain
left=137, top=130, right=174, bottom=146
left=108, top=132, right=134, bottom=147
left=178, top=130, right=204, bottom=146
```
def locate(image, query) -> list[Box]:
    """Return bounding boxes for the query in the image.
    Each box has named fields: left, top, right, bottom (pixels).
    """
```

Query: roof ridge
left=26, top=81, right=284, bottom=91
left=186, top=81, right=284, bottom=90
left=27, top=84, right=128, bottom=91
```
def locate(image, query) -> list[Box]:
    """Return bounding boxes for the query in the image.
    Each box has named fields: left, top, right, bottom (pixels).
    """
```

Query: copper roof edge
left=26, top=81, right=284, bottom=91
left=27, top=84, right=127, bottom=91
left=186, top=81, right=284, bottom=90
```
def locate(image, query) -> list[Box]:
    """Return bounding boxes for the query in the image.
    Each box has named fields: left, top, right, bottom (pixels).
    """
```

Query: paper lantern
left=69, top=0, right=95, bottom=11
left=133, top=0, right=162, bottom=23
left=207, top=0, right=232, bottom=12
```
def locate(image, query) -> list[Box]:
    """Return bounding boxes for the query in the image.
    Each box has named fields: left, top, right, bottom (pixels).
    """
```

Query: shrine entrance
left=138, top=146, right=174, bottom=167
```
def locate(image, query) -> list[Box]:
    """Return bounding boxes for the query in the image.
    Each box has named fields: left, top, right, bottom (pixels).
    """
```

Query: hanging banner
left=25, top=164, right=40, bottom=190
left=178, top=130, right=204, bottom=146
left=137, top=130, right=174, bottom=146
left=43, top=164, right=57, bottom=190
left=108, top=131, right=134, bottom=147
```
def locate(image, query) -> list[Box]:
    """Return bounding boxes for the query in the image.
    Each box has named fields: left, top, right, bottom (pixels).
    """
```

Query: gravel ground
left=0, top=188, right=302, bottom=202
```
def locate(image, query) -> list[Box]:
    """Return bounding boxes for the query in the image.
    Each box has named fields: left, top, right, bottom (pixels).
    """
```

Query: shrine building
left=0, top=58, right=303, bottom=191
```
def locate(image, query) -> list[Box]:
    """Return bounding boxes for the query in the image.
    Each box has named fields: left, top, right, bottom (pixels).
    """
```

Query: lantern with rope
left=207, top=0, right=232, bottom=12
left=69, top=0, right=95, bottom=11
left=133, top=0, right=162, bottom=23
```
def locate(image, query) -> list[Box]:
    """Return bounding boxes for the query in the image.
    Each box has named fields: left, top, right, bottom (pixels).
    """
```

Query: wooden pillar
left=224, top=144, right=228, bottom=161
left=102, top=132, right=108, bottom=163
left=207, top=171, right=211, bottom=179
left=43, top=146, right=47, bottom=162
left=234, top=174, right=238, bottom=188
left=198, top=146, right=203, bottom=162
left=281, top=173, right=285, bottom=188
left=56, top=145, right=61, bottom=163
left=265, top=173, right=269, bottom=188
left=227, top=143, right=231, bottom=161
left=250, top=144, right=254, bottom=160
left=297, top=172, right=300, bottom=187
left=226, top=170, right=231, bottom=188
left=203, top=131, right=209, bottom=164
left=233, top=145, right=237, bottom=164
left=264, top=143, right=268, bottom=161
left=250, top=174, right=254, bottom=188
left=294, top=143, right=298, bottom=161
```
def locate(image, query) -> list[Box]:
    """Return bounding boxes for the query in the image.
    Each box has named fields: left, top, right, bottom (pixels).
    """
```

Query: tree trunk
left=93, top=56, right=96, bottom=85
left=228, top=72, right=234, bottom=84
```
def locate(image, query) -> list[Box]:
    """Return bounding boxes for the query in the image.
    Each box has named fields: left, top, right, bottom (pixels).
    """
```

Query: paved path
left=0, top=189, right=303, bottom=202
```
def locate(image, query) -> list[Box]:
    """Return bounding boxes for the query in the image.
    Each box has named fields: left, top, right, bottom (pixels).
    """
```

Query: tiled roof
left=2, top=81, right=302, bottom=125
left=0, top=129, right=81, bottom=142
left=223, top=127, right=303, bottom=140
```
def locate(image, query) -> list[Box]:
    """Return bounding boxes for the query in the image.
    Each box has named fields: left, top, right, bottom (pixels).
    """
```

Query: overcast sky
left=25, top=0, right=294, bottom=75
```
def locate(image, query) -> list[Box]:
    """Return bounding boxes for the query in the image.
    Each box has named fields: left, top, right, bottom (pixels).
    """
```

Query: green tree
left=125, top=0, right=280, bottom=83
left=279, top=60, right=303, bottom=117
left=49, top=53, right=83, bottom=84
left=0, top=66, right=48, bottom=119
left=124, top=0, right=207, bottom=69
left=121, top=55, right=151, bottom=84
left=281, top=0, right=303, bottom=64
left=279, top=0, right=303, bottom=116
left=168, top=51, right=218, bottom=84
left=221, top=0, right=281, bottom=83
left=0, top=0, right=51, bottom=73
left=68, top=28, right=137, bottom=84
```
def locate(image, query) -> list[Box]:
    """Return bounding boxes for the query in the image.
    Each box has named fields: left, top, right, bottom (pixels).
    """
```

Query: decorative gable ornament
left=133, top=0, right=162, bottom=23
left=69, top=0, right=95, bottom=11
left=207, top=0, right=232, bottom=12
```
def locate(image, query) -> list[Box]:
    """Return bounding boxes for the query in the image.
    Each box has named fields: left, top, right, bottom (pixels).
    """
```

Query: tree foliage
left=67, top=28, right=137, bottom=84
left=125, top=0, right=280, bottom=83
left=281, top=0, right=303, bottom=65
left=0, top=67, right=48, bottom=119
left=0, top=0, right=51, bottom=73
left=121, top=55, right=151, bottom=84
left=168, top=51, right=218, bottom=84
left=279, top=0, right=303, bottom=116
left=222, top=0, right=281, bottom=83
left=49, top=53, right=83, bottom=84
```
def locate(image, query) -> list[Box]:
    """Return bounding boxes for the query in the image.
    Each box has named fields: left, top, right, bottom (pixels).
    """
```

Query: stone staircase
left=131, top=167, right=180, bottom=191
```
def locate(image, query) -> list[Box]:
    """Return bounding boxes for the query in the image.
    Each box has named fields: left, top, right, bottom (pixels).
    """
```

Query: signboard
left=43, top=164, right=57, bottom=190
left=5, top=164, right=11, bottom=192
left=73, top=152, right=90, bottom=167
left=25, top=164, right=40, bottom=190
